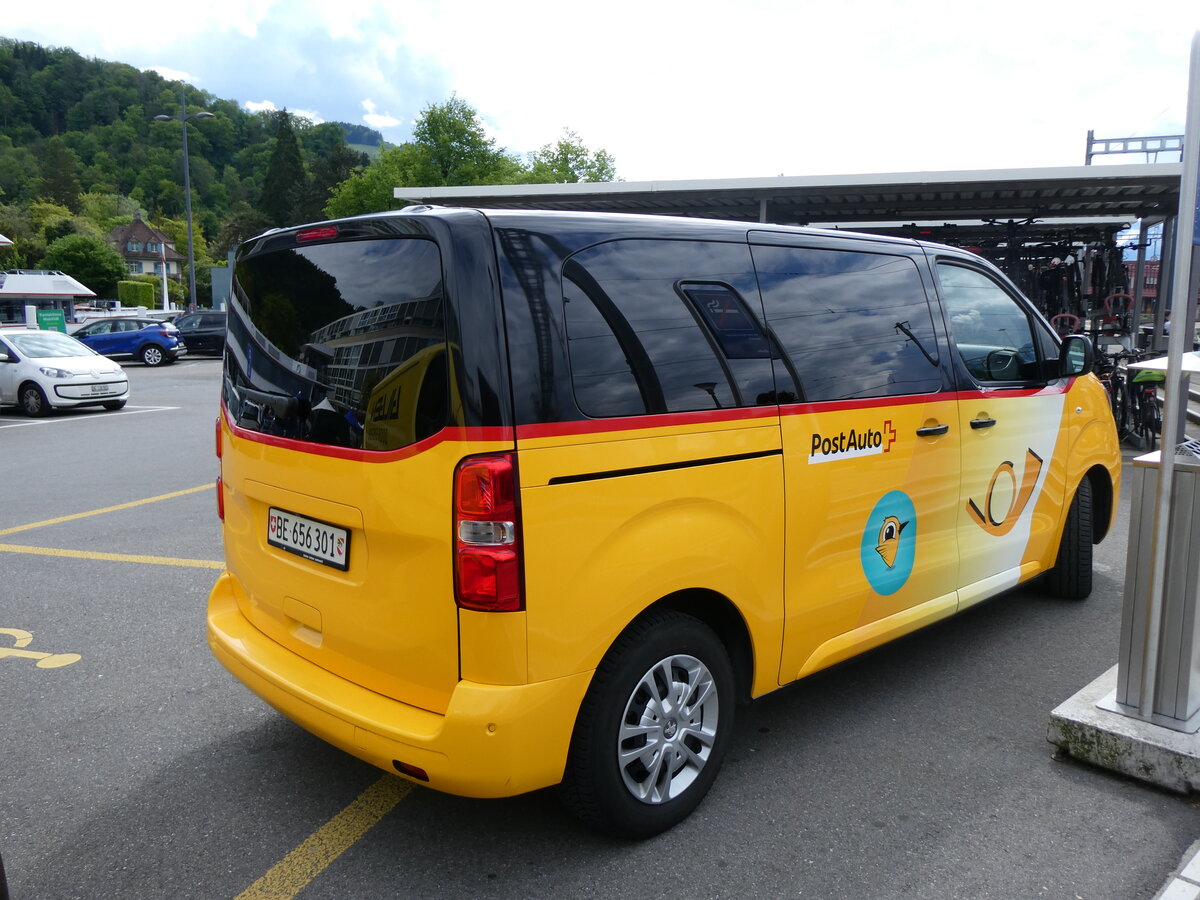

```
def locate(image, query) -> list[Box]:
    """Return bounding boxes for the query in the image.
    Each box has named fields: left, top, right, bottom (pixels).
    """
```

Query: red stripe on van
left=222, top=404, right=513, bottom=462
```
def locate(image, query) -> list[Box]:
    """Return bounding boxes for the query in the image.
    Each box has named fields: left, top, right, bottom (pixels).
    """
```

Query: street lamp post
left=154, top=93, right=214, bottom=309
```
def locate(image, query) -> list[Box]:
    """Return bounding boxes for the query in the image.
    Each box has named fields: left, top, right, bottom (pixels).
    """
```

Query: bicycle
left=1095, top=344, right=1135, bottom=442
left=1096, top=345, right=1164, bottom=450
left=1129, top=364, right=1164, bottom=451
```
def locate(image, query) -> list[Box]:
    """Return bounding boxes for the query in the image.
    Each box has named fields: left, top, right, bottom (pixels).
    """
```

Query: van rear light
left=215, top=416, right=222, bottom=459
left=216, top=476, right=224, bottom=521
left=296, top=225, right=339, bottom=243
left=454, top=454, right=523, bottom=612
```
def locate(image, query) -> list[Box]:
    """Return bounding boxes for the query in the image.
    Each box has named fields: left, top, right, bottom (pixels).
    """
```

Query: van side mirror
left=1059, top=334, right=1094, bottom=377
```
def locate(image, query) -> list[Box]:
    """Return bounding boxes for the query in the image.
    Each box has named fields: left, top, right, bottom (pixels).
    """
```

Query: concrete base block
left=1048, top=665, right=1200, bottom=793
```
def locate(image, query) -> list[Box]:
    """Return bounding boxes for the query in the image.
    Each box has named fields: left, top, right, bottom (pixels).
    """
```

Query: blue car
left=72, top=317, right=188, bottom=367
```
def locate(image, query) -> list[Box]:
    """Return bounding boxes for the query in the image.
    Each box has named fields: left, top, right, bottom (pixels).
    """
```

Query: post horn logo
left=966, top=448, right=1044, bottom=536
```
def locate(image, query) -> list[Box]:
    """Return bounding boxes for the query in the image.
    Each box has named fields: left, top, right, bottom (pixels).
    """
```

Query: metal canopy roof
left=395, top=162, right=1184, bottom=228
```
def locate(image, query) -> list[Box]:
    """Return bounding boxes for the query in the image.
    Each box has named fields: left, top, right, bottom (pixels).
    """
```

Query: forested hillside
left=0, top=37, right=375, bottom=294
left=0, top=38, right=617, bottom=303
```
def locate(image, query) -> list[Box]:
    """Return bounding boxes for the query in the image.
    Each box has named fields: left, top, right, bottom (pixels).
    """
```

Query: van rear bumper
left=206, top=572, right=591, bottom=798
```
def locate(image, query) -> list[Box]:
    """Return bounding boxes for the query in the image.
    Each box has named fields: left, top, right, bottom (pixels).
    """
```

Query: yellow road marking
left=0, top=544, right=223, bottom=569
left=0, top=485, right=212, bottom=537
left=236, top=776, right=413, bottom=900
left=0, top=628, right=81, bottom=668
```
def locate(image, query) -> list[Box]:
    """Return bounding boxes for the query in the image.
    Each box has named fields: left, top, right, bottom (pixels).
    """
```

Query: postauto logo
left=809, top=420, right=897, bottom=465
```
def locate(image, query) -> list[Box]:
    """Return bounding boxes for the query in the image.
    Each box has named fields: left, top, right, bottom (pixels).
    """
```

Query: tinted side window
left=937, top=264, right=1041, bottom=384
left=753, top=245, right=942, bottom=402
left=562, top=240, right=774, bottom=417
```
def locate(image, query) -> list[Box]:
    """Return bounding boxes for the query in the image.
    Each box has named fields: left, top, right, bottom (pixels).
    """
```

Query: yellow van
left=208, top=209, right=1120, bottom=837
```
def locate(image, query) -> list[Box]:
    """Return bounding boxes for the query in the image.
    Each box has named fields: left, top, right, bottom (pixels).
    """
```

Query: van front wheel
left=559, top=609, right=734, bottom=839
left=1045, top=477, right=1093, bottom=600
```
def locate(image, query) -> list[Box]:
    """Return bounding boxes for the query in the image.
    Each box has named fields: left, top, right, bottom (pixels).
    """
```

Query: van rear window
left=224, top=237, right=450, bottom=451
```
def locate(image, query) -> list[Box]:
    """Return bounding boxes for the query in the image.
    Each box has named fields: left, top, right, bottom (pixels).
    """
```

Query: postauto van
left=207, top=208, right=1120, bottom=838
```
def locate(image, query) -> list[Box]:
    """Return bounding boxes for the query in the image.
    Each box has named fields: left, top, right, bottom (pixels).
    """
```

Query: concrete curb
left=1047, top=666, right=1200, bottom=794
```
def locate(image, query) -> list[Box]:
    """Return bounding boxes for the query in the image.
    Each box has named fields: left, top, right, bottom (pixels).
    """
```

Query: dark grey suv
left=173, top=310, right=227, bottom=356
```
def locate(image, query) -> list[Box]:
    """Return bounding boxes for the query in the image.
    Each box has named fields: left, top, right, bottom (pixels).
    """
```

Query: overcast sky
left=5, top=1, right=1200, bottom=182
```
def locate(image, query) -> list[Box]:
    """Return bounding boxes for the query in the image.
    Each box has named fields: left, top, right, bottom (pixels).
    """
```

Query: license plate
left=267, top=507, right=349, bottom=570
left=89, top=384, right=109, bottom=394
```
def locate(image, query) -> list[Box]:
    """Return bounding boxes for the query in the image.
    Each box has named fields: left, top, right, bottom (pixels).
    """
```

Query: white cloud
left=244, top=100, right=278, bottom=113
left=4, top=0, right=1200, bottom=181
left=292, top=109, right=325, bottom=125
left=362, top=99, right=401, bottom=129
left=145, top=66, right=198, bottom=84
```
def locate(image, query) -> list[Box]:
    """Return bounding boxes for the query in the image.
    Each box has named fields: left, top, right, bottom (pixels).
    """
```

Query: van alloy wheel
left=559, top=609, right=734, bottom=839
left=618, top=653, right=719, bottom=803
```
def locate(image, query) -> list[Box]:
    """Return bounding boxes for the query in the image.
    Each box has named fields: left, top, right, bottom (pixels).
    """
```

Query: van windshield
left=223, top=237, right=450, bottom=452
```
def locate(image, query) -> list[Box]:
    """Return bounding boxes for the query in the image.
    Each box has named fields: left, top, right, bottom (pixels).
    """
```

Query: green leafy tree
left=0, top=135, right=40, bottom=203
left=27, top=200, right=74, bottom=233
left=303, top=142, right=369, bottom=220
left=325, top=96, right=528, bottom=218
left=78, top=191, right=144, bottom=234
left=0, top=201, right=37, bottom=268
left=526, top=129, right=617, bottom=183
left=38, top=232, right=126, bottom=297
left=324, top=143, right=428, bottom=218
left=410, top=94, right=522, bottom=186
left=211, top=203, right=273, bottom=258
left=43, top=217, right=77, bottom=242
left=39, top=135, right=82, bottom=210
left=258, top=110, right=308, bottom=227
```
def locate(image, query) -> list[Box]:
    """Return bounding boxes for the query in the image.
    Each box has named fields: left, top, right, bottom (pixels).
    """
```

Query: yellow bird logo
left=876, top=516, right=908, bottom=568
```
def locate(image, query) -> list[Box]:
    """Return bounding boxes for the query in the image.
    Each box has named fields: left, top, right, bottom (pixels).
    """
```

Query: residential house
left=106, top=218, right=184, bottom=280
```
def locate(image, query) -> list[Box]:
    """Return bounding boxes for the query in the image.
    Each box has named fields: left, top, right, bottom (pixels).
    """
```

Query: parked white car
left=0, top=329, right=129, bottom=417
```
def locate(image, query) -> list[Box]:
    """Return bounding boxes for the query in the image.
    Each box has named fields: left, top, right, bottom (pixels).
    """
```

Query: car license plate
left=267, top=507, right=349, bottom=570
left=89, top=383, right=108, bottom=394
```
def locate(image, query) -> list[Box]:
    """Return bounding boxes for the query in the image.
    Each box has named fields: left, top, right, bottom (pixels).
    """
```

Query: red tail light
left=454, top=453, right=523, bottom=612
left=297, top=225, right=339, bottom=243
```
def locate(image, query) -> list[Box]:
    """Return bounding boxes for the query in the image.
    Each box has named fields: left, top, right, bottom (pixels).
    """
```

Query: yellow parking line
left=236, top=775, right=413, bottom=900
left=0, top=544, right=223, bottom=569
left=0, top=485, right=212, bottom=537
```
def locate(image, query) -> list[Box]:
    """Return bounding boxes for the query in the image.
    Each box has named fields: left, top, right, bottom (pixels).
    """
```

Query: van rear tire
left=1045, top=478, right=1093, bottom=600
left=558, top=609, right=734, bottom=839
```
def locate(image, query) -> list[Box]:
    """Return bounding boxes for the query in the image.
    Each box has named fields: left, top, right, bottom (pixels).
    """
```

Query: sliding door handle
left=916, top=424, right=949, bottom=437
left=970, top=417, right=997, bottom=430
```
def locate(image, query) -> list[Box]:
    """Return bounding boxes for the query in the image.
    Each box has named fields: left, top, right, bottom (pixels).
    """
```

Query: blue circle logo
left=860, top=491, right=917, bottom=596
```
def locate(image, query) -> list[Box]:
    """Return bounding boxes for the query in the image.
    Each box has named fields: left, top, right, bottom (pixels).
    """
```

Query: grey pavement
left=4, top=356, right=1200, bottom=898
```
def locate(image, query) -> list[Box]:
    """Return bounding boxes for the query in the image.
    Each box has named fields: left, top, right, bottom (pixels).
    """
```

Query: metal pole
left=180, top=93, right=198, bottom=310
left=1136, top=31, right=1200, bottom=718
left=1134, top=219, right=1149, bottom=342
left=1157, top=217, right=1176, bottom=352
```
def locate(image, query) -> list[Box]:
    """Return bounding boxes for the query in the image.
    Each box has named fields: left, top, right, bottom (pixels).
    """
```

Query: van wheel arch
left=654, top=589, right=755, bottom=705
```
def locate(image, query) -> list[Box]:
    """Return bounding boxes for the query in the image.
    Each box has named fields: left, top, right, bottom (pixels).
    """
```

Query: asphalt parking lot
left=3, top=357, right=1199, bottom=899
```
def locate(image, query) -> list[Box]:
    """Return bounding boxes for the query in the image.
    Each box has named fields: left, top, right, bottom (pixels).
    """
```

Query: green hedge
left=117, top=280, right=154, bottom=307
